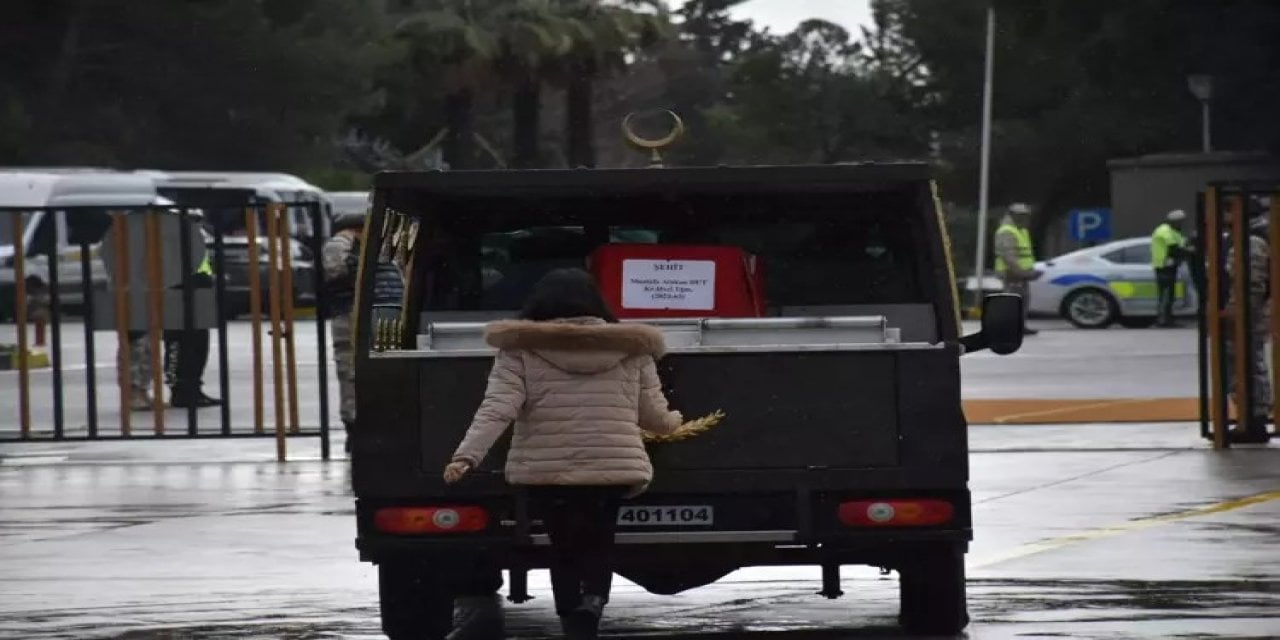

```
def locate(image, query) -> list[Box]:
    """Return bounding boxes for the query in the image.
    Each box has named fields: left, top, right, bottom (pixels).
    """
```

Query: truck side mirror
left=961, top=293, right=1023, bottom=355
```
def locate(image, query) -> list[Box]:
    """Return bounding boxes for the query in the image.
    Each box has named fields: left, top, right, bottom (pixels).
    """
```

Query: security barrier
left=1196, top=183, right=1279, bottom=448
left=0, top=203, right=333, bottom=460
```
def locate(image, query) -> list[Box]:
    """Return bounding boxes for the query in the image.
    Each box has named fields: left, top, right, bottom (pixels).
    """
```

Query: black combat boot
left=445, top=594, right=504, bottom=640
left=169, top=389, right=221, bottom=408
left=1228, top=416, right=1272, bottom=444
left=343, top=420, right=355, bottom=453
left=561, top=595, right=605, bottom=640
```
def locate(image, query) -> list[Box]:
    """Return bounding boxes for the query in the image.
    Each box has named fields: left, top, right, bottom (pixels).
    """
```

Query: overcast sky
left=728, top=0, right=874, bottom=35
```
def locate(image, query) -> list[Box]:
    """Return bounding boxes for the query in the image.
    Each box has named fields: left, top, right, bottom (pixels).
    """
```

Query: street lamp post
left=971, top=4, right=997, bottom=312
left=1187, top=74, right=1214, bottom=153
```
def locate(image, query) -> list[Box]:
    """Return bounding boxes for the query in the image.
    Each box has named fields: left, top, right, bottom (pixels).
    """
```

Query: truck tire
left=378, top=562, right=454, bottom=640
left=897, top=545, right=969, bottom=635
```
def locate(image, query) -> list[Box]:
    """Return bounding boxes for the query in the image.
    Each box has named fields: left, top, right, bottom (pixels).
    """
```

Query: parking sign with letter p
left=1068, top=208, right=1112, bottom=242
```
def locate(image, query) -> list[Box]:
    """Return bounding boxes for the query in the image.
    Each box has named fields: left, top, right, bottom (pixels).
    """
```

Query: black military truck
left=352, top=163, right=1022, bottom=639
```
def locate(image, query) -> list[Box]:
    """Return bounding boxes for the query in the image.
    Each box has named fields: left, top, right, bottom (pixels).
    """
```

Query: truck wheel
left=378, top=562, right=454, bottom=640
left=898, top=546, right=969, bottom=635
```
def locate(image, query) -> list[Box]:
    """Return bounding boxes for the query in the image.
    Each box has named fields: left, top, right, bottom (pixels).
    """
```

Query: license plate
left=616, top=505, right=714, bottom=526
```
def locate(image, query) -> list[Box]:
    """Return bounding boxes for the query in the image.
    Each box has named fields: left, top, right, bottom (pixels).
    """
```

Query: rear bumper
left=355, top=489, right=973, bottom=565
left=357, top=527, right=971, bottom=567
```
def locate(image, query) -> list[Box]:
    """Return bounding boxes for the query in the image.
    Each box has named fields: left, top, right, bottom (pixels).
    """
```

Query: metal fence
left=1196, top=182, right=1280, bottom=448
left=0, top=203, right=332, bottom=459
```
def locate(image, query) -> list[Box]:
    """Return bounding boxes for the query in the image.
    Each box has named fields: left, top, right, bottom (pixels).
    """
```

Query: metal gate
left=1197, top=182, right=1279, bottom=448
left=0, top=202, right=333, bottom=460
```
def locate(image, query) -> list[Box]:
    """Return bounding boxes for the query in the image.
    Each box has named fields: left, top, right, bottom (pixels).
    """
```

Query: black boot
left=170, top=389, right=221, bottom=408
left=342, top=420, right=355, bottom=453
left=446, top=594, right=504, bottom=640
left=562, top=595, right=604, bottom=640
left=1228, top=417, right=1272, bottom=444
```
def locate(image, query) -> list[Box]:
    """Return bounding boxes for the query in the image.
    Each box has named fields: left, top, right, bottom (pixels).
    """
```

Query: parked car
left=0, top=171, right=166, bottom=320
left=1027, top=237, right=1198, bottom=328
left=326, top=191, right=369, bottom=217
left=206, top=235, right=316, bottom=318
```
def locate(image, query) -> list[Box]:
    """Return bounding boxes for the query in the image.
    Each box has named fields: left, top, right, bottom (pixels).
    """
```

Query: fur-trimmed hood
left=485, top=318, right=666, bottom=356
left=485, top=318, right=666, bottom=374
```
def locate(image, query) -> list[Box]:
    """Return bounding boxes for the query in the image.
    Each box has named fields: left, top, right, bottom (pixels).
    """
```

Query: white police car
left=1027, top=237, right=1198, bottom=328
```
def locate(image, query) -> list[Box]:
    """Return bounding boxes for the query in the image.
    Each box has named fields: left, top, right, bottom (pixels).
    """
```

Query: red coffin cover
left=589, top=244, right=765, bottom=319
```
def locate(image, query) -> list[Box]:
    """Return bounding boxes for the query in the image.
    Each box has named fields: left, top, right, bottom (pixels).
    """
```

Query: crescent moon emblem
left=622, top=110, right=686, bottom=150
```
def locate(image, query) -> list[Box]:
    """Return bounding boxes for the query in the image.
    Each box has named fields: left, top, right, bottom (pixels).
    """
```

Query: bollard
left=10, top=214, right=31, bottom=438
left=111, top=214, right=133, bottom=437
left=246, top=207, right=265, bottom=434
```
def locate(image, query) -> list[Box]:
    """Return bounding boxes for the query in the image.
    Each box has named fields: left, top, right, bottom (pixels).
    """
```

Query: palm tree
left=394, top=1, right=502, bottom=169
left=552, top=0, right=672, bottom=167
left=393, top=0, right=669, bottom=170
left=489, top=0, right=574, bottom=167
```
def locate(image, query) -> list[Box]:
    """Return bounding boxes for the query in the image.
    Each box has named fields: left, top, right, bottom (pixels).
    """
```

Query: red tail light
left=837, top=499, right=954, bottom=527
left=374, top=506, right=489, bottom=534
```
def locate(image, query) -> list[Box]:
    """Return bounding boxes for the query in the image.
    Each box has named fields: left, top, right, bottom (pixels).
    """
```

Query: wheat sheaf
left=643, top=410, right=726, bottom=444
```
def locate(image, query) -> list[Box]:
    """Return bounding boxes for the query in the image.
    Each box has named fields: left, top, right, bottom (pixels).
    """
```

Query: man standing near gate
left=994, top=203, right=1043, bottom=336
left=164, top=250, right=220, bottom=408
left=1224, top=214, right=1273, bottom=444
left=1151, top=209, right=1191, bottom=328
left=323, top=211, right=404, bottom=453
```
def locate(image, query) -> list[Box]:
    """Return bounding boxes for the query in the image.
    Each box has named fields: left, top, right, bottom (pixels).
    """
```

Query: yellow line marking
left=990, top=398, right=1149, bottom=424
left=970, top=490, right=1280, bottom=569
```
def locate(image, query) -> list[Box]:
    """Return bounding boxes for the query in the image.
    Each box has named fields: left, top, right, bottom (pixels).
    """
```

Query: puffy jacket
left=452, top=317, right=683, bottom=493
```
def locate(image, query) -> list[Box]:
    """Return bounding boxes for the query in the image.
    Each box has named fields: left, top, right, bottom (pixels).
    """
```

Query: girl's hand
left=443, top=461, right=472, bottom=484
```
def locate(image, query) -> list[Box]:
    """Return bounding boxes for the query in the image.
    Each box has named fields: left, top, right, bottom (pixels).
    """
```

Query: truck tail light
left=374, top=506, right=489, bottom=534
left=837, top=499, right=954, bottom=527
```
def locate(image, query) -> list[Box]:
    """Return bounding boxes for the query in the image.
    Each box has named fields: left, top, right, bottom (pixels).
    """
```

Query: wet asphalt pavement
left=1, top=424, right=1276, bottom=639
left=1, top=321, right=1278, bottom=638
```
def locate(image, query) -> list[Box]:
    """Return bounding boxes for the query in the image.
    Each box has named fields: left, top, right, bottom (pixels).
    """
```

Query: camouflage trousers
left=1226, top=298, right=1272, bottom=419
left=119, top=332, right=153, bottom=392
left=332, top=313, right=356, bottom=425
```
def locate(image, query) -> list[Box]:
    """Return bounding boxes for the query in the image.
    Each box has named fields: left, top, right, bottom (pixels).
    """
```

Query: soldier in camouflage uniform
left=323, top=211, right=404, bottom=451
left=120, top=332, right=154, bottom=411
left=1224, top=217, right=1272, bottom=443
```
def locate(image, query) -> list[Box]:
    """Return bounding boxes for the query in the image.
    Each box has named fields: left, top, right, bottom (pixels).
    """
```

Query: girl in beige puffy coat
left=443, top=268, right=682, bottom=639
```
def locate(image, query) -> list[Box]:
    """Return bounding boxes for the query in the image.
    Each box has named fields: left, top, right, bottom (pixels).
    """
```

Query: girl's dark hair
left=519, top=268, right=618, bottom=323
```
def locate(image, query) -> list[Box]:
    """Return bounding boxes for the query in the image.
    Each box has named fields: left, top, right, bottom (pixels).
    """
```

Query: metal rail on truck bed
left=369, top=316, right=942, bottom=358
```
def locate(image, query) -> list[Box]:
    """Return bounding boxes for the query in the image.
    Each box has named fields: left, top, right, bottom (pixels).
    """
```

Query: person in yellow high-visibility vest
left=164, top=247, right=221, bottom=408
left=1150, top=209, right=1191, bottom=327
left=993, top=203, right=1043, bottom=335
